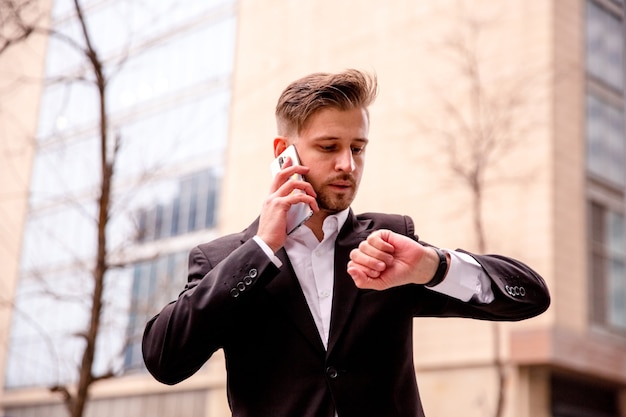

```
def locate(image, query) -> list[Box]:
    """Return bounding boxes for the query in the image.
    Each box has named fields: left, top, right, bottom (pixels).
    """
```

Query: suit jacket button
left=237, top=282, right=246, bottom=291
left=249, top=268, right=258, bottom=278
left=230, top=288, right=240, bottom=298
left=326, top=367, right=338, bottom=379
left=243, top=275, right=253, bottom=285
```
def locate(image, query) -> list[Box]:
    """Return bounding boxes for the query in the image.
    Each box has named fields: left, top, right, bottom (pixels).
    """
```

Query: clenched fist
left=347, top=229, right=448, bottom=290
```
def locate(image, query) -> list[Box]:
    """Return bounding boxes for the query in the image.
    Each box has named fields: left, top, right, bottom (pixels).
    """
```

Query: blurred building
left=0, top=0, right=625, bottom=416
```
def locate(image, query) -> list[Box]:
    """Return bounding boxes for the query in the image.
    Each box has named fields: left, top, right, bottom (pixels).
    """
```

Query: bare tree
left=1, top=0, right=230, bottom=412
left=0, top=0, right=41, bottom=54
left=2, top=1, right=136, bottom=416
left=422, top=12, right=544, bottom=417
left=0, top=1, right=118, bottom=416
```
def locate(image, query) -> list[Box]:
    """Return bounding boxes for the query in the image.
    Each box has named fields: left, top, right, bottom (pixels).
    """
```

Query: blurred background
left=0, top=0, right=624, bottom=416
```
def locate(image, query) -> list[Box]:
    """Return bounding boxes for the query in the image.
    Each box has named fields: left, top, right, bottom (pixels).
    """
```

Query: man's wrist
left=424, top=247, right=449, bottom=287
left=253, top=235, right=283, bottom=268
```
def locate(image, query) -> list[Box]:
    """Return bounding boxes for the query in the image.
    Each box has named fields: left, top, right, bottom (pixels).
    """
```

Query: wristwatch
left=424, top=247, right=448, bottom=287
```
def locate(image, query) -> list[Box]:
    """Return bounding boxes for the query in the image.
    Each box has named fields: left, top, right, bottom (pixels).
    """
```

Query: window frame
left=585, top=0, right=626, bottom=337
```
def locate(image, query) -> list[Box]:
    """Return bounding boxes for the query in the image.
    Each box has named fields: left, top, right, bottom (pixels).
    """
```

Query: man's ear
left=273, top=137, right=288, bottom=157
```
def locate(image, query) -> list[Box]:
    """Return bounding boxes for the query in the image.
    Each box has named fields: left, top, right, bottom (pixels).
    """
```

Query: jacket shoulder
left=194, top=225, right=254, bottom=265
left=355, top=212, right=416, bottom=238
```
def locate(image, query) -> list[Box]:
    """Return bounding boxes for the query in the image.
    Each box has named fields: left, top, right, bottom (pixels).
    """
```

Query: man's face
left=289, top=107, right=369, bottom=214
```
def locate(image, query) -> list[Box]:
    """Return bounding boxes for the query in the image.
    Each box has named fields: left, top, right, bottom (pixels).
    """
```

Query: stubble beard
left=311, top=174, right=358, bottom=214
left=317, top=192, right=352, bottom=213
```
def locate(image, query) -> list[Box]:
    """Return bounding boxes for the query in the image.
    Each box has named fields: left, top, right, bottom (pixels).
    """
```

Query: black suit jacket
left=142, top=211, right=550, bottom=417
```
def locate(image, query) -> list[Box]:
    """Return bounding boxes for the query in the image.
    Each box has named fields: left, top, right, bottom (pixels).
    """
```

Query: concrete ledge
left=510, top=326, right=626, bottom=384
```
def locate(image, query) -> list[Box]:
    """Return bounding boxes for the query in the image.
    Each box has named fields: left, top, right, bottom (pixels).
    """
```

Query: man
left=142, top=69, right=550, bottom=417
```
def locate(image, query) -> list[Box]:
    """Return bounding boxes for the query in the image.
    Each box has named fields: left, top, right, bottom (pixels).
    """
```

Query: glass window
left=113, top=90, right=230, bottom=180
left=607, top=211, right=626, bottom=329
left=29, top=135, right=101, bottom=206
left=124, top=252, right=187, bottom=370
left=6, top=269, right=94, bottom=387
left=585, top=94, right=625, bottom=186
left=127, top=169, right=220, bottom=245
left=585, top=0, right=624, bottom=91
left=6, top=261, right=135, bottom=388
left=39, top=17, right=235, bottom=138
left=48, top=0, right=235, bottom=78
left=589, top=202, right=626, bottom=332
left=51, top=0, right=102, bottom=20
left=41, top=22, right=87, bottom=83
left=30, top=88, right=229, bottom=222
left=36, top=82, right=100, bottom=140
left=8, top=0, right=235, bottom=390
left=20, top=203, right=97, bottom=272
left=586, top=0, right=626, bottom=337
left=107, top=17, right=236, bottom=114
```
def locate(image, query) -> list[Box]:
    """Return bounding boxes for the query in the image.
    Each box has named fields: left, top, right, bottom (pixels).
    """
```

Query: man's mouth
left=321, top=175, right=357, bottom=195
left=326, top=180, right=356, bottom=194
left=330, top=181, right=353, bottom=188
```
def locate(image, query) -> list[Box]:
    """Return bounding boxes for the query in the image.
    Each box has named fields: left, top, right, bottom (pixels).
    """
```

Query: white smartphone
left=270, top=145, right=314, bottom=234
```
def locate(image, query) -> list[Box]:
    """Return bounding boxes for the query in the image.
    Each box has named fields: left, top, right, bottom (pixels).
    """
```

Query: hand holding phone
left=269, top=145, right=314, bottom=234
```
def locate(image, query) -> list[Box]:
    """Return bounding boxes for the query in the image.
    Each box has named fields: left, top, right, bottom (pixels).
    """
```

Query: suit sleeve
left=463, top=251, right=550, bottom=320
left=142, top=239, right=280, bottom=385
left=412, top=249, right=550, bottom=321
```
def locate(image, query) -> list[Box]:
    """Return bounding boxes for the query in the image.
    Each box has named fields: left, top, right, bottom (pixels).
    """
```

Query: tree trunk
left=69, top=1, right=112, bottom=416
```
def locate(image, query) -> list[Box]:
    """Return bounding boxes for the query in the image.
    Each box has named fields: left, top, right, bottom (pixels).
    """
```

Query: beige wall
left=0, top=0, right=52, bottom=405
left=552, top=0, right=587, bottom=334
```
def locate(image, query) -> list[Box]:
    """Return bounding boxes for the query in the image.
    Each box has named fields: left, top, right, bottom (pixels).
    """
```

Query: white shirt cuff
left=253, top=235, right=283, bottom=268
left=426, top=250, right=494, bottom=303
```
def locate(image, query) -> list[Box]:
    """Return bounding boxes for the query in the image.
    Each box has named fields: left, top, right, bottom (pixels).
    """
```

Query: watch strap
left=424, top=247, right=448, bottom=287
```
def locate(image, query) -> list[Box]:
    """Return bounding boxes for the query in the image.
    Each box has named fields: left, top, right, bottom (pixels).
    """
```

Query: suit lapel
left=241, top=213, right=375, bottom=357
left=240, top=219, right=325, bottom=355
left=264, top=248, right=327, bottom=355
left=326, top=211, right=373, bottom=356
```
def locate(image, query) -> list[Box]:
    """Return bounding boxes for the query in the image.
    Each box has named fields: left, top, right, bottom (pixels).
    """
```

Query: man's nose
left=335, top=150, right=355, bottom=172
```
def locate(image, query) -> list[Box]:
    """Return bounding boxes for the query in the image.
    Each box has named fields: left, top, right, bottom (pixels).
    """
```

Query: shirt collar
left=323, top=208, right=350, bottom=237
left=288, top=207, right=351, bottom=244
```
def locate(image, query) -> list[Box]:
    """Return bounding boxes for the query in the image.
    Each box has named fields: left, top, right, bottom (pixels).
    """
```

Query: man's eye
left=351, top=146, right=364, bottom=155
left=321, top=145, right=336, bottom=152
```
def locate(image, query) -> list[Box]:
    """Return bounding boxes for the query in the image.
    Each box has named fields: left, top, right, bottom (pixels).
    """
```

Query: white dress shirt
left=253, top=209, right=494, bottom=348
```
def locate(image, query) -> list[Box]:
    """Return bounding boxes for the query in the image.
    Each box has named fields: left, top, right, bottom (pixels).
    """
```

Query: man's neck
left=305, top=208, right=349, bottom=242
left=305, top=212, right=328, bottom=242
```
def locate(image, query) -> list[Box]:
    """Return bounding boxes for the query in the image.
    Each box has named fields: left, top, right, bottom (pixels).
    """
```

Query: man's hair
left=275, top=69, right=378, bottom=136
